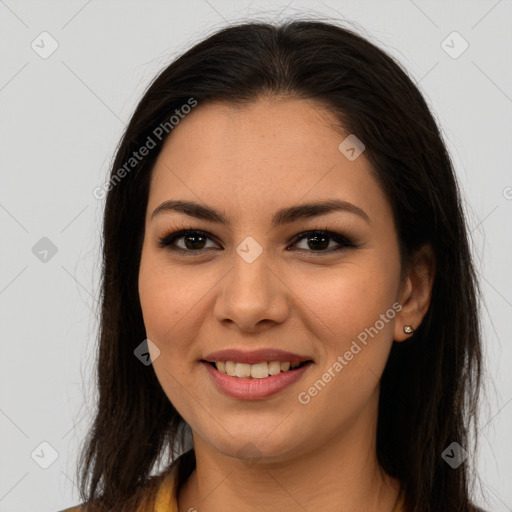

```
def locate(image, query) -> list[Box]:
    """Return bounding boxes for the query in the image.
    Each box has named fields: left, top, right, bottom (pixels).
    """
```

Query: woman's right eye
left=157, top=229, right=219, bottom=254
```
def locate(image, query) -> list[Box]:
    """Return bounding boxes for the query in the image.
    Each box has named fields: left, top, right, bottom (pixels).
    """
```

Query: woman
left=62, top=19, right=485, bottom=512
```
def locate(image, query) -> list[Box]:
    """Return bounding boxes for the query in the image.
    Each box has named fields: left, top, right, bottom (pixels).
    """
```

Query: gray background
left=1, top=1, right=511, bottom=510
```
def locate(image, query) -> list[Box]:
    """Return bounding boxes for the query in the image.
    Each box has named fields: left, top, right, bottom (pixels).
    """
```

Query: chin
left=204, top=430, right=303, bottom=466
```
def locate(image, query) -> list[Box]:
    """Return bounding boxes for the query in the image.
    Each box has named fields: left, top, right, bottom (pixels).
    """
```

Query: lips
left=200, top=348, right=315, bottom=399
left=202, top=348, right=313, bottom=365
left=201, top=359, right=313, bottom=399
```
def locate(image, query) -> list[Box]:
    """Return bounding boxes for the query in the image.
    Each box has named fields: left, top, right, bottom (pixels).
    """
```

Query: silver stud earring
left=403, top=325, right=415, bottom=334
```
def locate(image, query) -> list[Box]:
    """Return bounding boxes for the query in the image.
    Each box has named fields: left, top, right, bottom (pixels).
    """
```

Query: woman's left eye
left=157, top=229, right=357, bottom=255
left=291, top=231, right=357, bottom=253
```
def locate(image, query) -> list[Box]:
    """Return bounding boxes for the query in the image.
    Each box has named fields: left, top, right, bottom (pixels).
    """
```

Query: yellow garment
left=392, top=488, right=406, bottom=512
left=153, top=462, right=179, bottom=511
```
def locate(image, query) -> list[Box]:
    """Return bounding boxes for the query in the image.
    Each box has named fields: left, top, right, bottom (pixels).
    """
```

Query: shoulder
left=56, top=454, right=186, bottom=512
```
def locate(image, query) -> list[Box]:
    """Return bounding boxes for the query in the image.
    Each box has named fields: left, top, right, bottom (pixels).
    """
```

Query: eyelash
left=156, top=225, right=359, bottom=256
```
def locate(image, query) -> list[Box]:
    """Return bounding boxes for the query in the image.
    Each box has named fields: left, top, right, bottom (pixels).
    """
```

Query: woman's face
left=138, top=98, right=410, bottom=464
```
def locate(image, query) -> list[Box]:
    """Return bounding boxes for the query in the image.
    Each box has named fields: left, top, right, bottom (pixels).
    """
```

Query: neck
left=177, top=395, right=401, bottom=512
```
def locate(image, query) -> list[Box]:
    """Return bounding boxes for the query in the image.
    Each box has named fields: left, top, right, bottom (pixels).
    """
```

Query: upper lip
left=202, top=348, right=313, bottom=365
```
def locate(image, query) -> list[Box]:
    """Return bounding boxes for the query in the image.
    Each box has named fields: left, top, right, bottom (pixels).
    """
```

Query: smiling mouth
left=202, top=360, right=313, bottom=379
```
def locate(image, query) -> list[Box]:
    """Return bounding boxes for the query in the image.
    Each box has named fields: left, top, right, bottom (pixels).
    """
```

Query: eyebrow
left=151, top=199, right=370, bottom=226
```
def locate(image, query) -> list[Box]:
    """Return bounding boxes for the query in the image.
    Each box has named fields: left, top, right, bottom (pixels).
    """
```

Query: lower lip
left=201, top=361, right=313, bottom=400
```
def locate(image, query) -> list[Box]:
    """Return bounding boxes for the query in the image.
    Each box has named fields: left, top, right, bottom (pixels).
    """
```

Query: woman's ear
left=394, top=243, right=436, bottom=342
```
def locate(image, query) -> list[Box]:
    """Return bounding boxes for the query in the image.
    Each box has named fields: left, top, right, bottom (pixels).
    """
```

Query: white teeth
left=213, top=360, right=307, bottom=378
left=235, top=363, right=251, bottom=378
left=251, top=362, right=269, bottom=379
left=268, top=361, right=281, bottom=375
left=225, top=361, right=236, bottom=376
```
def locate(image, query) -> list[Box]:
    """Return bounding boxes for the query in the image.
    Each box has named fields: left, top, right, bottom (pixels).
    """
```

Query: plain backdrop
left=1, top=1, right=511, bottom=511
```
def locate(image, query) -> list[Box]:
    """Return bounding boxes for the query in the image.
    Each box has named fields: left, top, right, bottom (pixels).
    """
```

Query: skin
left=138, top=98, right=436, bottom=512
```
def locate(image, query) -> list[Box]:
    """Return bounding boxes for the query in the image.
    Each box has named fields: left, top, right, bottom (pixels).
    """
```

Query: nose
left=213, top=252, right=289, bottom=333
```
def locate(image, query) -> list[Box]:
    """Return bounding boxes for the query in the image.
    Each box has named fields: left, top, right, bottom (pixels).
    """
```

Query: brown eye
left=158, top=230, right=219, bottom=253
left=290, top=230, right=357, bottom=254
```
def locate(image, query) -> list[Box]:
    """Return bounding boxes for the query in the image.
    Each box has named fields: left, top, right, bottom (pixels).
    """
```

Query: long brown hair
left=77, top=19, right=484, bottom=511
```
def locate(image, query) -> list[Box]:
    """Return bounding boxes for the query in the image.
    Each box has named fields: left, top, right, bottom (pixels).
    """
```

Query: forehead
left=147, top=98, right=389, bottom=226
left=155, top=98, right=347, bottom=171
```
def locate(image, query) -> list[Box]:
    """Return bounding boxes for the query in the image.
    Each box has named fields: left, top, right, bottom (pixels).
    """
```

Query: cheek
left=139, top=252, right=202, bottom=340
left=138, top=254, right=205, bottom=413
left=295, top=261, right=399, bottom=343
left=294, top=268, right=397, bottom=423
